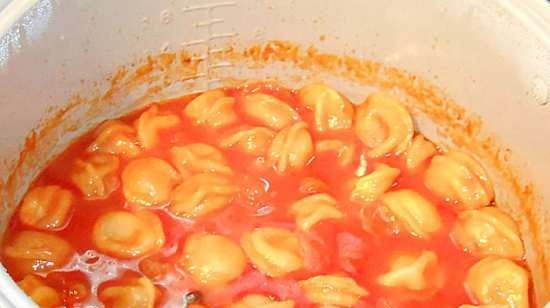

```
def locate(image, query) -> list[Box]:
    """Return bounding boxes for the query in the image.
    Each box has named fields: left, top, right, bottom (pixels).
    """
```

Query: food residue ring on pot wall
left=0, top=40, right=547, bottom=307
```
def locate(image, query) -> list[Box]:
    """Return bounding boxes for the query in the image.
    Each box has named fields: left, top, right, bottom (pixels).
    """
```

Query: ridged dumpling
left=88, top=120, right=141, bottom=158
left=465, top=257, right=529, bottom=308
left=378, top=250, right=442, bottom=291
left=134, top=105, right=180, bottom=149
left=184, top=89, right=238, bottom=128
left=220, top=126, right=276, bottom=156
left=424, top=151, right=494, bottom=210
left=290, top=193, right=344, bottom=230
left=19, top=185, right=73, bottom=230
left=229, top=294, right=295, bottom=308
left=405, top=135, right=437, bottom=170
left=350, top=163, right=400, bottom=204
left=451, top=207, right=524, bottom=260
left=242, top=93, right=299, bottom=130
left=316, top=139, right=356, bottom=166
left=3, top=231, right=74, bottom=275
left=122, top=157, right=181, bottom=207
left=354, top=93, right=413, bottom=158
left=70, top=154, right=120, bottom=199
left=298, top=275, right=368, bottom=307
left=298, top=83, right=354, bottom=133
left=267, top=122, right=313, bottom=174
left=170, top=143, right=232, bottom=178
left=169, top=173, right=239, bottom=218
left=99, top=277, right=156, bottom=308
left=180, top=233, right=246, bottom=288
left=241, top=227, right=304, bottom=278
left=92, top=211, right=165, bottom=259
left=17, top=275, right=61, bottom=308
left=379, top=189, right=442, bottom=239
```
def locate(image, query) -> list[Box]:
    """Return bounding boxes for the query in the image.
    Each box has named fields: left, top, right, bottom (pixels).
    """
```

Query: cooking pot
left=0, top=0, right=549, bottom=307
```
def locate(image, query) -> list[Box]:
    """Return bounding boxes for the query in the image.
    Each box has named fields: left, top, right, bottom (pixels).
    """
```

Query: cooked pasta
left=70, top=154, right=120, bottom=199
left=184, top=89, right=238, bottom=128
left=298, top=83, right=354, bottom=133
left=354, top=93, right=413, bottom=158
left=267, top=122, right=313, bottom=174
left=18, top=185, right=73, bottom=230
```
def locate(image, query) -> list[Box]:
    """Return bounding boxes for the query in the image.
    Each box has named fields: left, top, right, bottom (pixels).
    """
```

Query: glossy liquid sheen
left=1, top=82, right=530, bottom=308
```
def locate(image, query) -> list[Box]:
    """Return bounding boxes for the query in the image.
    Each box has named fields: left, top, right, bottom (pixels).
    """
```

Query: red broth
left=1, top=82, right=529, bottom=308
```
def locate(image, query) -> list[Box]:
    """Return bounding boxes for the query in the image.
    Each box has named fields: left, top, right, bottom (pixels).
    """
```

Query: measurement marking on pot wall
left=181, top=1, right=238, bottom=91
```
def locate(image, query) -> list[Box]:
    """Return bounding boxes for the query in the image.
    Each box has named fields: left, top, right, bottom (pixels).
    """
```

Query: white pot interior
left=0, top=0, right=549, bottom=307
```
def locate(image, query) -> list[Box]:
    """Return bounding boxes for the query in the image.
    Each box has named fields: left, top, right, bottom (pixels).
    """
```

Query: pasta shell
left=170, top=143, right=232, bottom=178
left=92, top=210, right=165, bottom=259
left=88, top=120, right=141, bottom=158
left=298, top=83, right=354, bottom=132
left=405, top=135, right=437, bottom=170
left=424, top=151, right=494, bottom=210
left=451, top=207, right=524, bottom=260
left=380, top=189, right=442, bottom=239
left=184, top=89, right=238, bottom=128
left=99, top=277, right=156, bottom=308
left=378, top=250, right=442, bottom=291
left=70, top=154, right=120, bottom=199
left=180, top=233, right=246, bottom=288
left=241, top=227, right=304, bottom=278
left=220, top=126, right=276, bottom=156
left=242, top=93, right=299, bottom=130
left=122, top=157, right=181, bottom=207
left=354, top=93, right=413, bottom=158
left=290, top=193, right=344, bottom=231
left=169, top=173, right=239, bottom=218
left=17, top=275, right=61, bottom=308
left=298, top=275, right=368, bottom=307
left=3, top=231, right=74, bottom=275
left=350, top=163, right=400, bottom=204
left=267, top=122, right=313, bottom=174
left=465, top=257, right=529, bottom=308
left=135, top=105, right=180, bottom=149
left=19, top=185, right=73, bottom=230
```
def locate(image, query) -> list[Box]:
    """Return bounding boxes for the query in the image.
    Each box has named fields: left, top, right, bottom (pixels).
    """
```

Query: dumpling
left=229, top=294, right=295, bottom=308
left=405, top=135, right=437, bottom=170
left=169, top=173, right=239, bottom=218
left=18, top=185, right=73, bottom=230
left=424, top=151, right=494, bottom=210
left=99, top=277, right=156, bottom=308
left=134, top=104, right=181, bottom=149
left=183, top=89, right=238, bottom=128
left=315, top=139, right=356, bottom=166
left=465, top=257, right=529, bottom=308
left=379, top=189, right=442, bottom=239
left=290, top=193, right=344, bottom=231
left=220, top=126, right=276, bottom=156
left=88, top=120, right=141, bottom=158
left=70, top=154, right=120, bottom=199
left=377, top=250, right=442, bottom=291
left=267, top=122, right=313, bottom=174
left=354, top=93, right=414, bottom=158
left=241, top=227, right=304, bottom=278
left=298, top=275, right=368, bottom=307
left=3, top=231, right=74, bottom=275
left=242, top=93, right=299, bottom=130
left=170, top=143, right=232, bottom=178
left=17, top=275, right=61, bottom=308
left=121, top=157, right=181, bottom=207
left=350, top=163, right=400, bottom=204
left=180, top=233, right=246, bottom=288
left=298, top=83, right=354, bottom=133
left=458, top=305, right=506, bottom=308
left=92, top=210, right=165, bottom=259
left=451, top=207, right=524, bottom=260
